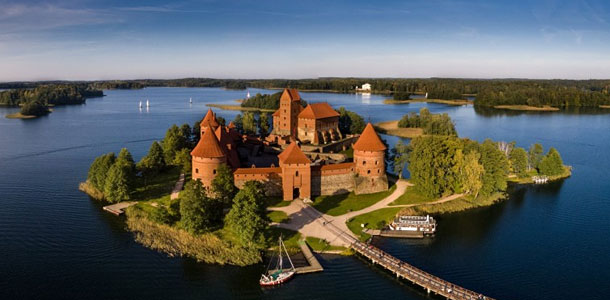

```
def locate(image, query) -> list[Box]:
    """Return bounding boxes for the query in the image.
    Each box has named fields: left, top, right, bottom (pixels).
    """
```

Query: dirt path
left=170, top=173, right=185, bottom=200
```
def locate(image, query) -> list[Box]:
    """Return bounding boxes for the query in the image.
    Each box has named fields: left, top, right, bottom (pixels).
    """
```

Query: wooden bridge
left=297, top=201, right=495, bottom=300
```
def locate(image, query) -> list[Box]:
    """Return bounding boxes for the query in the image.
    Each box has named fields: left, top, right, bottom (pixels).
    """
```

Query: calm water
left=1, top=87, right=609, bottom=300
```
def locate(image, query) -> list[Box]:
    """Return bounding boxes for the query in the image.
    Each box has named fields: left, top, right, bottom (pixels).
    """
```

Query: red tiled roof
left=281, top=88, right=301, bottom=102
left=234, top=167, right=282, bottom=175
left=278, top=143, right=311, bottom=165
left=191, top=122, right=225, bottom=158
left=228, top=121, right=236, bottom=129
left=353, top=123, right=386, bottom=151
left=298, top=103, right=340, bottom=119
left=200, top=108, right=219, bottom=128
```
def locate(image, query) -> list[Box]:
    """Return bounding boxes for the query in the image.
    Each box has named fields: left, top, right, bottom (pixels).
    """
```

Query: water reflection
left=474, top=105, right=610, bottom=117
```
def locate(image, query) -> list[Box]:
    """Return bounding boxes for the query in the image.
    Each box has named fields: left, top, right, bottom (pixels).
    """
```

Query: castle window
left=195, top=168, right=199, bottom=174
left=295, top=171, right=299, bottom=177
left=213, top=169, right=216, bottom=175
left=378, top=169, right=380, bottom=173
left=367, top=170, right=371, bottom=174
left=375, top=160, right=378, bottom=165
left=363, top=160, right=366, bottom=165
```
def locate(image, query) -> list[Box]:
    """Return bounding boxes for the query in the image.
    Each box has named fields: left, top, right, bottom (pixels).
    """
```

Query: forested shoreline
left=0, top=84, right=103, bottom=106
left=4, top=78, right=610, bottom=108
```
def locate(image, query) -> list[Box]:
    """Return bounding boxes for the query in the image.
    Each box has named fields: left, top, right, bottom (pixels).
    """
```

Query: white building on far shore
left=356, top=83, right=371, bottom=92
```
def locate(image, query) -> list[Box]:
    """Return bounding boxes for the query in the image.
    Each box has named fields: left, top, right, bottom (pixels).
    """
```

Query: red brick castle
left=191, top=89, right=388, bottom=201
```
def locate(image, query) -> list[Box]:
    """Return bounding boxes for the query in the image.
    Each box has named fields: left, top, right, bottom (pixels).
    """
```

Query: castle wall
left=354, top=149, right=386, bottom=177
left=192, top=156, right=226, bottom=188
left=311, top=163, right=355, bottom=196
left=234, top=170, right=283, bottom=197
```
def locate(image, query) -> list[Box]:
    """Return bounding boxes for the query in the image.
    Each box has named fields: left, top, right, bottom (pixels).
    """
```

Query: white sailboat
left=189, top=97, right=193, bottom=104
left=260, top=236, right=295, bottom=286
left=139, top=100, right=142, bottom=108
left=146, top=99, right=150, bottom=108
left=246, top=91, right=251, bottom=99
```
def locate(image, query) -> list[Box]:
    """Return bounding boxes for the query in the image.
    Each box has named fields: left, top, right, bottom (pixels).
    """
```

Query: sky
left=1, top=0, right=610, bottom=81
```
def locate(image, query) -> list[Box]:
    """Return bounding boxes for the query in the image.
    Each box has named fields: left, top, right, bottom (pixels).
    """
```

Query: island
left=374, top=108, right=456, bottom=138
left=80, top=89, right=571, bottom=272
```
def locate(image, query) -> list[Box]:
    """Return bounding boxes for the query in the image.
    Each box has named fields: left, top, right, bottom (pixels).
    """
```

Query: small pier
left=294, top=241, right=323, bottom=274
left=364, top=228, right=425, bottom=239
left=102, top=201, right=137, bottom=215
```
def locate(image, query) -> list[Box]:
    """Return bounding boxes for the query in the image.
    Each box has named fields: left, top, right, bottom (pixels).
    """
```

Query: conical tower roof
left=215, top=125, right=232, bottom=148
left=200, top=108, right=219, bottom=129
left=278, top=143, right=311, bottom=165
left=191, top=121, right=225, bottom=158
left=353, top=123, right=386, bottom=152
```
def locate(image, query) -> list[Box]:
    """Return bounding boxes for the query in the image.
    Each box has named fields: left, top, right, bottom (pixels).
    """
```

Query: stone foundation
left=354, top=175, right=389, bottom=195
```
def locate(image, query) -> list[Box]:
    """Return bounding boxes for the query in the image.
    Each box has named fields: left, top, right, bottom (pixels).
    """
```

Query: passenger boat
left=260, top=236, right=295, bottom=286
left=389, top=215, right=436, bottom=235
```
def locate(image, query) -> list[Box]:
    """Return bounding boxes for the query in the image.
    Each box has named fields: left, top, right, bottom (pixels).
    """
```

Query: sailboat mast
left=278, top=236, right=283, bottom=269
left=281, top=237, right=295, bottom=270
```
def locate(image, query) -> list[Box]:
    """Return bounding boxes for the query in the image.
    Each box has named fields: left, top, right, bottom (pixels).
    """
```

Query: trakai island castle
left=191, top=88, right=388, bottom=201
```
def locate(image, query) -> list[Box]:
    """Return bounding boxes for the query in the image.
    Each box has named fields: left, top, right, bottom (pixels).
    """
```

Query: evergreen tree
left=180, top=180, right=222, bottom=234
left=103, top=163, right=131, bottom=203
left=162, top=124, right=187, bottom=164
left=528, top=143, right=544, bottom=171
left=116, top=148, right=136, bottom=188
left=538, top=148, right=564, bottom=176
left=138, top=141, right=166, bottom=175
left=87, top=152, right=116, bottom=191
left=211, top=164, right=238, bottom=208
left=509, top=147, right=528, bottom=177
left=337, top=107, right=366, bottom=135
left=225, top=181, right=268, bottom=249
left=20, top=100, right=49, bottom=116
left=180, top=123, right=192, bottom=147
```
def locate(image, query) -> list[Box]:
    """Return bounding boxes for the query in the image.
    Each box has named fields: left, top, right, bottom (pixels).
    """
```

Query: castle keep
left=191, top=89, right=388, bottom=201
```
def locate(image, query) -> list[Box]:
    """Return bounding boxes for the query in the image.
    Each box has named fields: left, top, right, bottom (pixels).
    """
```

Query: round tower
left=353, top=123, right=387, bottom=177
left=191, top=121, right=226, bottom=189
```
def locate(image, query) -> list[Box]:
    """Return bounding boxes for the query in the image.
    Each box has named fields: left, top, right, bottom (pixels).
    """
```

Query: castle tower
left=278, top=142, right=311, bottom=201
left=191, top=121, right=226, bottom=189
left=272, top=89, right=302, bottom=139
left=353, top=123, right=387, bottom=177
left=200, top=108, right=220, bottom=136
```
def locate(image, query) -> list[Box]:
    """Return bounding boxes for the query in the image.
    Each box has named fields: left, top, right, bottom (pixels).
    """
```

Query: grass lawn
left=312, top=184, right=396, bottom=216
left=132, top=166, right=181, bottom=202
left=266, top=196, right=292, bottom=208
left=267, top=211, right=290, bottom=223
left=346, top=207, right=402, bottom=240
left=390, top=187, right=433, bottom=206
left=305, top=237, right=346, bottom=252
left=265, top=227, right=302, bottom=252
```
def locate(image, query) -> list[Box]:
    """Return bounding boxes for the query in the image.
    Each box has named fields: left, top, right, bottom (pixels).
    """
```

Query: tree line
left=398, top=108, right=457, bottom=136
left=392, top=136, right=566, bottom=199
left=0, top=84, right=103, bottom=106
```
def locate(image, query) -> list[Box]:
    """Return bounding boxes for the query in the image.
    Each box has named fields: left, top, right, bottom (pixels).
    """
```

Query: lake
left=1, top=87, right=609, bottom=300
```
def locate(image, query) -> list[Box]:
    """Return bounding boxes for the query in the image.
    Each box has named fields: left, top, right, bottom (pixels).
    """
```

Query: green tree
left=216, top=116, right=226, bottom=127
left=233, top=114, right=244, bottom=133
left=138, top=141, right=166, bottom=175
left=391, top=140, right=410, bottom=178
left=337, top=107, right=366, bottom=135
left=180, top=123, right=193, bottom=147
left=477, top=140, right=509, bottom=196
left=258, top=113, right=270, bottom=137
left=163, top=124, right=187, bottom=164
left=242, top=112, right=256, bottom=134
left=180, top=180, right=222, bottom=234
left=408, top=136, right=462, bottom=198
left=20, top=100, right=49, bottom=116
left=538, top=148, right=564, bottom=176
left=116, top=148, right=136, bottom=188
left=225, top=181, right=268, bottom=249
left=174, top=148, right=192, bottom=173
left=103, top=163, right=131, bottom=203
left=461, top=151, right=485, bottom=198
left=509, top=147, right=528, bottom=177
left=211, top=164, right=238, bottom=208
left=87, top=153, right=116, bottom=191
left=528, top=143, right=544, bottom=171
